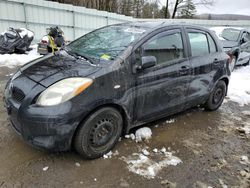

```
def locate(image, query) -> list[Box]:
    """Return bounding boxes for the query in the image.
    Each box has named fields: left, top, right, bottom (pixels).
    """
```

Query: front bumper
left=3, top=74, right=87, bottom=152
left=5, top=97, right=82, bottom=151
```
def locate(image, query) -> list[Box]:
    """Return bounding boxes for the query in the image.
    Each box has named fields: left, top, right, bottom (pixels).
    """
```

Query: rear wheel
left=74, top=107, right=123, bottom=159
left=205, top=80, right=227, bottom=111
left=229, top=55, right=236, bottom=72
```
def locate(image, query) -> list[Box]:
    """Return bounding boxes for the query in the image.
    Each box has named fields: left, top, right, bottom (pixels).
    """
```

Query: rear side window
left=207, top=34, right=217, bottom=53
left=188, top=32, right=209, bottom=57
left=143, top=32, right=184, bottom=65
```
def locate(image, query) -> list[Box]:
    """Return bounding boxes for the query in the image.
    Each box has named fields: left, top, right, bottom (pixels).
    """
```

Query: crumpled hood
left=20, top=51, right=101, bottom=87
left=220, top=40, right=238, bottom=48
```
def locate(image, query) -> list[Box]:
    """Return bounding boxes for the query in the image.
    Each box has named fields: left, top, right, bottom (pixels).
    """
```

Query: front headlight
left=36, top=77, right=93, bottom=106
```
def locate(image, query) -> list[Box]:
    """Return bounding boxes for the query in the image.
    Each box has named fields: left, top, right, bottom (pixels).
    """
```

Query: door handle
left=213, top=58, right=220, bottom=64
left=179, top=66, right=191, bottom=75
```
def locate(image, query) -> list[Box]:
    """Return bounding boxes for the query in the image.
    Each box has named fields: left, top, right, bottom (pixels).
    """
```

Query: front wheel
left=205, top=80, right=227, bottom=111
left=74, top=107, right=123, bottom=159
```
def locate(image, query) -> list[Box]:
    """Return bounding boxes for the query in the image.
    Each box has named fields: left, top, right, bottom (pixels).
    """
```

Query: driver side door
left=133, top=28, right=192, bottom=122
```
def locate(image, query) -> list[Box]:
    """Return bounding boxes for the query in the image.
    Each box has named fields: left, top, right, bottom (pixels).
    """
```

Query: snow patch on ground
left=0, top=44, right=41, bottom=68
left=121, top=148, right=182, bottom=179
left=227, top=66, right=250, bottom=106
left=42, top=166, right=49, bottom=171
left=238, top=124, right=250, bottom=135
left=103, top=150, right=119, bottom=159
left=240, top=155, right=250, bottom=165
left=125, top=127, right=152, bottom=142
left=165, top=119, right=175, bottom=124
left=135, top=127, right=152, bottom=142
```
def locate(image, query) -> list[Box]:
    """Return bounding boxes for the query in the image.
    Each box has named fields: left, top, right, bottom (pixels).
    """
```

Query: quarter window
left=142, top=32, right=184, bottom=65
left=188, top=32, right=209, bottom=57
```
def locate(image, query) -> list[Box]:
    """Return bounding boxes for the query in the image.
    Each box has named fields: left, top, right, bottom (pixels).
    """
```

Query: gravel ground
left=0, top=66, right=249, bottom=188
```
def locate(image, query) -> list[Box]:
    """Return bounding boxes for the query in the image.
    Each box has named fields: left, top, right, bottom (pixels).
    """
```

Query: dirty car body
left=4, top=22, right=230, bottom=158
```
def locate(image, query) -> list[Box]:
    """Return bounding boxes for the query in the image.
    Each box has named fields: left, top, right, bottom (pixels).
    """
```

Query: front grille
left=11, top=87, right=25, bottom=103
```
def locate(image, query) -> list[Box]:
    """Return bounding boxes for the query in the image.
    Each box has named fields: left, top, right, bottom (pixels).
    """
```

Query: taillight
left=41, top=40, right=48, bottom=44
left=227, top=54, right=232, bottom=64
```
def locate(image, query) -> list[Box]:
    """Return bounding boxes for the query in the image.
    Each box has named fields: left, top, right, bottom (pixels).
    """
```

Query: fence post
left=72, top=10, right=75, bottom=39
left=22, top=2, right=28, bottom=28
left=106, top=16, right=109, bottom=26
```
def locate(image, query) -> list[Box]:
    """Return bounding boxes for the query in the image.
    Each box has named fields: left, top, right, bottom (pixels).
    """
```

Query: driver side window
left=141, top=31, right=184, bottom=65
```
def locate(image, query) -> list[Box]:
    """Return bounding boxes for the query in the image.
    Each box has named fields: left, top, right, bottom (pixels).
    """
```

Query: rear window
left=188, top=32, right=209, bottom=57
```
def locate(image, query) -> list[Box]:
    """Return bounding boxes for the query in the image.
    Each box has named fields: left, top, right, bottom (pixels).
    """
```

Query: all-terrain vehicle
left=37, top=26, right=65, bottom=55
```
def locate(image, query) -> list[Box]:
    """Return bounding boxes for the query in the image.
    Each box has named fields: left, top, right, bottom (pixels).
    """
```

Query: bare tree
left=171, top=0, right=214, bottom=18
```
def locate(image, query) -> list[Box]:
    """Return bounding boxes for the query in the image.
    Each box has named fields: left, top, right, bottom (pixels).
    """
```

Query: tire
left=205, top=80, right=227, bottom=111
left=243, top=59, right=249, bottom=66
left=74, top=107, right=123, bottom=159
left=229, top=55, right=236, bottom=72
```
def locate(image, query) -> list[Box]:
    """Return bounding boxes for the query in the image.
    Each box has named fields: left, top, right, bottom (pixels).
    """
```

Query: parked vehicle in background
left=4, top=22, right=230, bottom=159
left=0, top=27, right=34, bottom=54
left=37, top=26, right=65, bottom=55
left=210, top=27, right=250, bottom=72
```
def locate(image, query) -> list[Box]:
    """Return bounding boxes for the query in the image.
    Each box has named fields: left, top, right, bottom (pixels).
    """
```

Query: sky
left=159, top=0, right=250, bottom=15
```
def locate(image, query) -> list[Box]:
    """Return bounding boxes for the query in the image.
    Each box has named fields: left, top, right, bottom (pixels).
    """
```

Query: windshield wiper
left=63, top=47, right=96, bottom=64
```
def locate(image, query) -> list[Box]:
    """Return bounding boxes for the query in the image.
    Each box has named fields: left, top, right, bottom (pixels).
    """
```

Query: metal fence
left=0, top=0, right=250, bottom=43
left=0, top=0, right=133, bottom=42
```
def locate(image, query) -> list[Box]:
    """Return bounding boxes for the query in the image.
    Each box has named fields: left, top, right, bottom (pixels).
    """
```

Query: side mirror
left=140, top=56, right=156, bottom=69
left=240, top=37, right=247, bottom=44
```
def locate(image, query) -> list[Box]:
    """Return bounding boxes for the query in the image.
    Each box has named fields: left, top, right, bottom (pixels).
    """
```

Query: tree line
left=48, top=0, right=214, bottom=19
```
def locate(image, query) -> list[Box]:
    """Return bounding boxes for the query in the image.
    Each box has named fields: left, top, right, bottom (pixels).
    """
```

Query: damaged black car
left=4, top=22, right=230, bottom=159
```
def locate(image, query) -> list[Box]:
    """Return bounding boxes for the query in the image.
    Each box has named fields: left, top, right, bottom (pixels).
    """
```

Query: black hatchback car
left=4, top=22, right=230, bottom=159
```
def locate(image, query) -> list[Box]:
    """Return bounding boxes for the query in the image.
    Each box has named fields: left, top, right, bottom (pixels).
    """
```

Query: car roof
left=120, top=21, right=209, bottom=31
left=210, top=26, right=247, bottom=32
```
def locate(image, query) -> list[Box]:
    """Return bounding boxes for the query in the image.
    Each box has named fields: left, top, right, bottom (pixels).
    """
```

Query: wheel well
left=220, top=77, right=229, bottom=87
left=71, top=103, right=129, bottom=147
left=220, top=77, right=229, bottom=95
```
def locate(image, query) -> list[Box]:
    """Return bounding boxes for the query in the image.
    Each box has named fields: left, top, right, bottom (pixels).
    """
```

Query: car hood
left=220, top=40, right=238, bottom=48
left=20, top=51, right=102, bottom=87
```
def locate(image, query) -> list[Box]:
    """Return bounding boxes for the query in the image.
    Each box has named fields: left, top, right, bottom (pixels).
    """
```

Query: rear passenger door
left=185, top=28, right=224, bottom=107
left=134, top=28, right=191, bottom=122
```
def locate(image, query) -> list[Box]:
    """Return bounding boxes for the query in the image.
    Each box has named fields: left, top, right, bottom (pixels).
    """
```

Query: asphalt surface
left=0, top=66, right=249, bottom=188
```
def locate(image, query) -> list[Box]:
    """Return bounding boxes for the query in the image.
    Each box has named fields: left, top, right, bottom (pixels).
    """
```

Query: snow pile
left=0, top=44, right=41, bottom=68
left=237, top=124, right=250, bottom=135
left=240, top=155, right=249, bottom=165
left=125, top=127, right=152, bottom=142
left=103, top=150, right=119, bottom=159
left=121, top=148, right=182, bottom=179
left=42, top=166, right=49, bottom=171
left=166, top=119, right=175, bottom=124
left=227, top=66, right=250, bottom=106
left=135, top=127, right=152, bottom=142
left=125, top=133, right=136, bottom=140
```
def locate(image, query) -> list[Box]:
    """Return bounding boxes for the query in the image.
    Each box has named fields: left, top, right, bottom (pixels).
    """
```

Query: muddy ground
left=0, top=67, right=249, bottom=188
